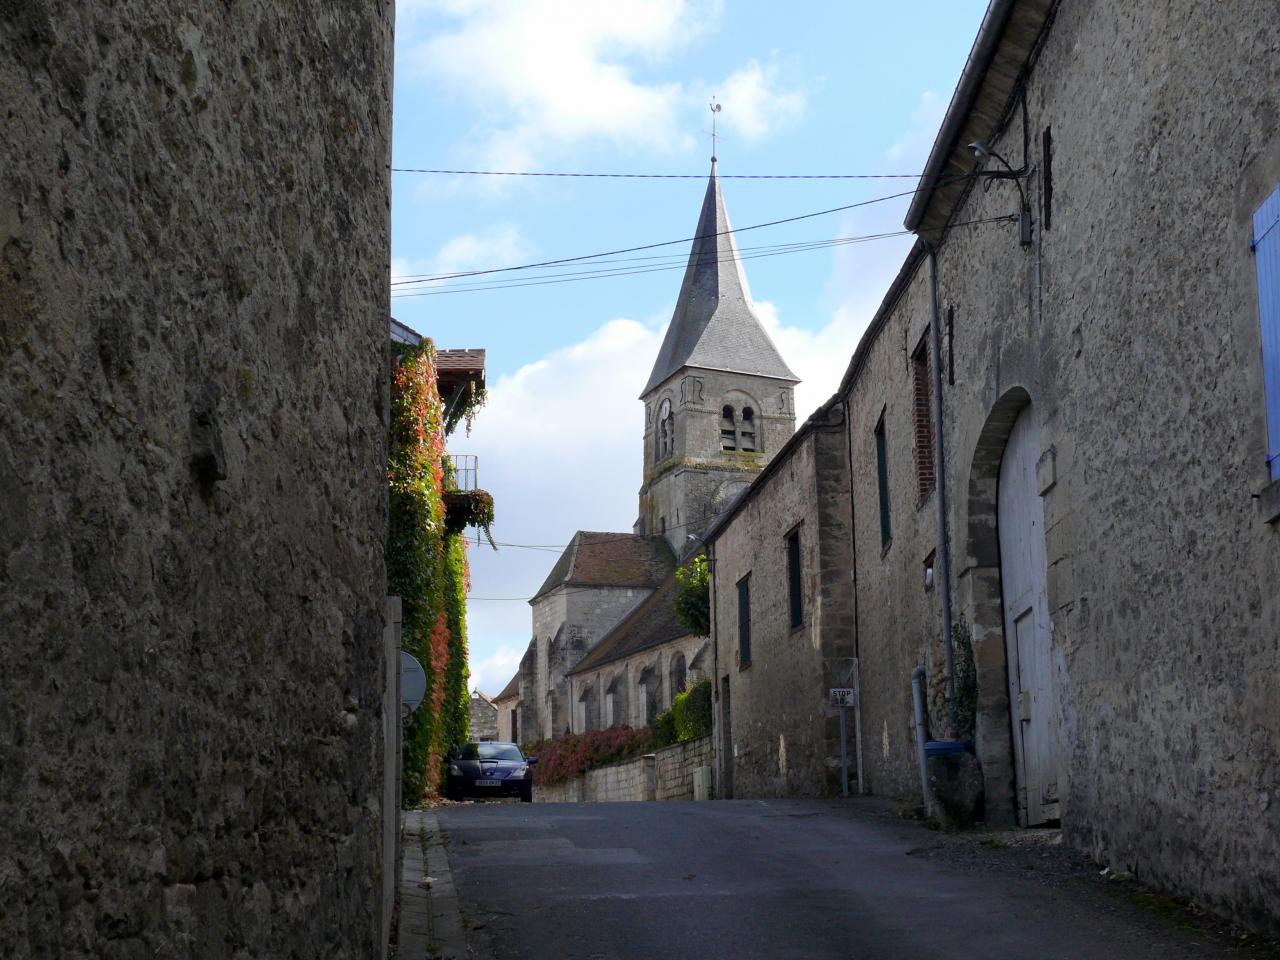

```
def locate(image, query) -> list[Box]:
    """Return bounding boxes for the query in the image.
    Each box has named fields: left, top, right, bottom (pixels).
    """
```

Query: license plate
left=474, top=779, right=501, bottom=786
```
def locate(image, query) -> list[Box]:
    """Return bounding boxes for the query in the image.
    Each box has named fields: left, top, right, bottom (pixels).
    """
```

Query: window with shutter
left=1253, top=184, right=1280, bottom=482
left=874, top=413, right=892, bottom=548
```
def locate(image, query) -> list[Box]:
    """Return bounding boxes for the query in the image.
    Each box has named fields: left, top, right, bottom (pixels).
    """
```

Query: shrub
left=672, top=678, right=713, bottom=741
left=673, top=554, right=711, bottom=636
left=520, top=726, right=655, bottom=786
left=649, top=709, right=677, bottom=748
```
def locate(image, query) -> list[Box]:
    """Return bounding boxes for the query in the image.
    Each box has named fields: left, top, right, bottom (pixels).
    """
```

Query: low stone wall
left=534, top=737, right=713, bottom=803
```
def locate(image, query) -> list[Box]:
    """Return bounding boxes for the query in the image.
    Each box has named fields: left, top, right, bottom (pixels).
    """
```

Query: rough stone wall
left=839, top=0, right=1280, bottom=930
left=711, top=425, right=855, bottom=798
left=0, top=4, right=392, bottom=958
left=840, top=262, right=953, bottom=810
left=639, top=368, right=796, bottom=551
left=568, top=633, right=710, bottom=731
left=468, top=694, right=499, bottom=741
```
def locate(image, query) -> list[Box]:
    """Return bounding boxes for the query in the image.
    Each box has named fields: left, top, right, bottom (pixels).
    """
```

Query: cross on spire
left=710, top=97, right=722, bottom=162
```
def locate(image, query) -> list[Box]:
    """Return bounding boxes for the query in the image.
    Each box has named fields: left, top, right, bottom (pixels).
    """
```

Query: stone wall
left=710, top=416, right=855, bottom=799
left=0, top=4, right=392, bottom=957
left=469, top=693, right=499, bottom=741
left=839, top=0, right=1280, bottom=932
left=533, top=737, right=713, bottom=803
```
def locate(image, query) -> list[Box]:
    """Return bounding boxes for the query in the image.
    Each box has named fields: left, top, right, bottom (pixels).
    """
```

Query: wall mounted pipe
left=911, top=664, right=931, bottom=816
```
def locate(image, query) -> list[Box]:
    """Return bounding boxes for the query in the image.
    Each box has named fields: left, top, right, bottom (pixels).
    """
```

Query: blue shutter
left=1253, top=185, right=1280, bottom=482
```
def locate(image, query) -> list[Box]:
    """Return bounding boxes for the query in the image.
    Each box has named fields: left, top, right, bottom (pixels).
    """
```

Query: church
left=495, top=159, right=800, bottom=744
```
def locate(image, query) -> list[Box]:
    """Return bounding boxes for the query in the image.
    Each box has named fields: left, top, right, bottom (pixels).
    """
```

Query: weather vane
left=710, top=96, right=722, bottom=162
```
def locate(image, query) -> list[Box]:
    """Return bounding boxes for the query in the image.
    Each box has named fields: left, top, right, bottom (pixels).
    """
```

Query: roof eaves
left=904, top=0, right=1055, bottom=240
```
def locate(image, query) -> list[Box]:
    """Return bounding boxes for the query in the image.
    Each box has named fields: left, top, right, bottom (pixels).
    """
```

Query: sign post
left=829, top=687, right=856, bottom=797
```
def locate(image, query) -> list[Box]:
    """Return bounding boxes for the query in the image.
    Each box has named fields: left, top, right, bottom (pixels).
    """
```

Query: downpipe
left=911, top=664, right=931, bottom=816
left=927, top=247, right=956, bottom=728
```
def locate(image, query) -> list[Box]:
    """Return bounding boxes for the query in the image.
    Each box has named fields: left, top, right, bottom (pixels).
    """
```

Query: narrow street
left=437, top=799, right=1268, bottom=960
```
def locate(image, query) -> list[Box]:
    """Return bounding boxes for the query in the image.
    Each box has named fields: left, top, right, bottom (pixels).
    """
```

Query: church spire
left=640, top=161, right=798, bottom=398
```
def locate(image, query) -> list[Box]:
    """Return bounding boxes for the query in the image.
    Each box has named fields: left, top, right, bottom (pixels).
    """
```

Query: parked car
left=445, top=741, right=537, bottom=802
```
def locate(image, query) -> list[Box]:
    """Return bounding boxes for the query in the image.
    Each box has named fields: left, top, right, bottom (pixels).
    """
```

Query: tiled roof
left=435, top=348, right=486, bottom=373
left=641, top=162, right=798, bottom=397
left=494, top=672, right=520, bottom=702
left=531, top=531, right=674, bottom=602
left=568, top=570, right=696, bottom=675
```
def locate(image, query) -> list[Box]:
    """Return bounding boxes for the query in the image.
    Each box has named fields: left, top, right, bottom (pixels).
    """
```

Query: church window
left=670, top=653, right=687, bottom=696
left=657, top=398, right=674, bottom=461
left=740, top=407, right=757, bottom=452
left=720, top=405, right=737, bottom=451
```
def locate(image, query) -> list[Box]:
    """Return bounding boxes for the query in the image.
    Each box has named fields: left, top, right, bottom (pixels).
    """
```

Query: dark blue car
left=445, top=741, right=537, bottom=802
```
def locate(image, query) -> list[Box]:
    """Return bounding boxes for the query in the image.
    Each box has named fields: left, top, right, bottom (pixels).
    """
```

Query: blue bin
left=924, top=739, right=973, bottom=758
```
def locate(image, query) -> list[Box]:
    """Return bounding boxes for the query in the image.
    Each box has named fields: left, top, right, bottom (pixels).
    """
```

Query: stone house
left=468, top=690, right=499, bottom=742
left=1, top=5, right=394, bottom=957
left=494, top=672, right=520, bottom=743
left=705, top=0, right=1280, bottom=933
left=566, top=573, right=711, bottom=733
left=510, top=162, right=801, bottom=742
left=704, top=400, right=856, bottom=798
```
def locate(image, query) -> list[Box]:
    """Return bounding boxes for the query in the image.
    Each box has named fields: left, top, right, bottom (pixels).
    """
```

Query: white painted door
left=998, top=405, right=1060, bottom=825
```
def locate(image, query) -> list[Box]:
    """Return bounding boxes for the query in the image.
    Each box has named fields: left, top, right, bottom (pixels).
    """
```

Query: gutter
left=904, top=0, right=1017, bottom=232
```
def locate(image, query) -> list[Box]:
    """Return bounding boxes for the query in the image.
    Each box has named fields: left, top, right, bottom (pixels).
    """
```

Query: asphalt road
left=435, top=798, right=1269, bottom=960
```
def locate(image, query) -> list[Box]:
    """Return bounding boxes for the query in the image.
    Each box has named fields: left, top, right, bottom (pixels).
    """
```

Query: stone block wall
left=0, top=4, right=392, bottom=957
left=533, top=737, right=713, bottom=803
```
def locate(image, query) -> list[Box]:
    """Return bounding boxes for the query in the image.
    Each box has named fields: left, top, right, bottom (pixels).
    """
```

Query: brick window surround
left=911, top=337, right=937, bottom=503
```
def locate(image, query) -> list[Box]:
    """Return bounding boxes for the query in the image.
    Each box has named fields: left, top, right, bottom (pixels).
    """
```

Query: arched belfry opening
left=960, top=386, right=1061, bottom=827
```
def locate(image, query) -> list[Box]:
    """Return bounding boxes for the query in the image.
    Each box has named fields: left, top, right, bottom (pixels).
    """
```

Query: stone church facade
left=499, top=163, right=799, bottom=741
left=704, top=0, right=1280, bottom=935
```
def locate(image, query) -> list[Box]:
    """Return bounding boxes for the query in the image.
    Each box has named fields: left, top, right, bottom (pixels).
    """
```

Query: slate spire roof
left=640, top=160, right=799, bottom=398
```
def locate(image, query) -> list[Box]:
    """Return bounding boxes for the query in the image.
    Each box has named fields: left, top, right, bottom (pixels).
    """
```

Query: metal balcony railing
left=445, top=454, right=478, bottom=493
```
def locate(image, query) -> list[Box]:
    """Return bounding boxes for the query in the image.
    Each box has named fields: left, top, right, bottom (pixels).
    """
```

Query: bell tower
left=637, top=161, right=799, bottom=554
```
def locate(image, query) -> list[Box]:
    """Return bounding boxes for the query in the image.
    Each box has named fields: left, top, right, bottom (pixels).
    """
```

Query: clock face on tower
left=658, top=399, right=671, bottom=421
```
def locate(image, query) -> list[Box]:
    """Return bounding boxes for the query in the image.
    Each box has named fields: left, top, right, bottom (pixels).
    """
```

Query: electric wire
left=391, top=167, right=923, bottom=180
left=389, top=180, right=970, bottom=286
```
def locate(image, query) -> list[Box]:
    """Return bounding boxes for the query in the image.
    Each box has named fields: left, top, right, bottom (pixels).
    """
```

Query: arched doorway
left=997, top=405, right=1060, bottom=825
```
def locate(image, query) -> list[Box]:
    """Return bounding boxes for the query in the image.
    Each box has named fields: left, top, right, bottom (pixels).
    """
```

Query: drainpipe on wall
left=707, top=541, right=721, bottom=796
left=911, top=664, right=932, bottom=816
left=927, top=246, right=957, bottom=725
left=841, top=397, right=866, bottom=795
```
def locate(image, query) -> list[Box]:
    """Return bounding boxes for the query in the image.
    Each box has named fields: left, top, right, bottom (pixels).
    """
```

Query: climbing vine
left=388, top=339, right=471, bottom=802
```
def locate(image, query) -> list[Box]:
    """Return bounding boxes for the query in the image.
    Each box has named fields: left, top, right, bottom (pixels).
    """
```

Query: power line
left=391, top=230, right=911, bottom=298
left=389, top=182, right=952, bottom=286
left=391, top=167, right=923, bottom=180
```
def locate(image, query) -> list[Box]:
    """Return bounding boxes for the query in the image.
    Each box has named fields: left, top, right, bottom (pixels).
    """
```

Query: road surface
left=435, top=798, right=1269, bottom=960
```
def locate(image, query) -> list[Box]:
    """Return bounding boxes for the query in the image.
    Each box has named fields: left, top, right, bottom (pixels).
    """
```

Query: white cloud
left=886, top=90, right=944, bottom=167
left=469, top=644, right=524, bottom=695
left=392, top=224, right=531, bottom=287
left=714, top=60, right=805, bottom=142
left=400, top=0, right=718, bottom=169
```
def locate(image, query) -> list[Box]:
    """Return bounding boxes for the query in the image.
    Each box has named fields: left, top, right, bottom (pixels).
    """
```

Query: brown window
left=911, top=337, right=936, bottom=501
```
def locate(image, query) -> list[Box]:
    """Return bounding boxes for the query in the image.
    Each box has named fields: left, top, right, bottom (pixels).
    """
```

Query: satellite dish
left=400, top=650, right=427, bottom=714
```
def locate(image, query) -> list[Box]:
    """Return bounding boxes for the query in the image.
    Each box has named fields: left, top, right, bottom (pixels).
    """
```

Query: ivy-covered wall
left=387, top=340, right=471, bottom=801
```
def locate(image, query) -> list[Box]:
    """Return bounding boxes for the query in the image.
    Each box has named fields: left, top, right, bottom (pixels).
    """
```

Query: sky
left=389, top=0, right=988, bottom=695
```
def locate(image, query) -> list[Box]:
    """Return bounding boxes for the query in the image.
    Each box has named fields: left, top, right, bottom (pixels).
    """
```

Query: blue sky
left=390, top=0, right=987, bottom=693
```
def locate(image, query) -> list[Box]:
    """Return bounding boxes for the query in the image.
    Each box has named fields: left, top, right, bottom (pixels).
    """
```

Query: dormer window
left=740, top=407, right=756, bottom=452
left=721, top=405, right=737, bottom=451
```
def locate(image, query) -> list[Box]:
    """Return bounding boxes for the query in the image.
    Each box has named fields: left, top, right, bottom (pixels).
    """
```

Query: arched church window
left=740, top=407, right=757, bottom=452
left=721, top=405, right=737, bottom=451
left=657, top=398, right=674, bottom=461
left=670, top=653, right=687, bottom=696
